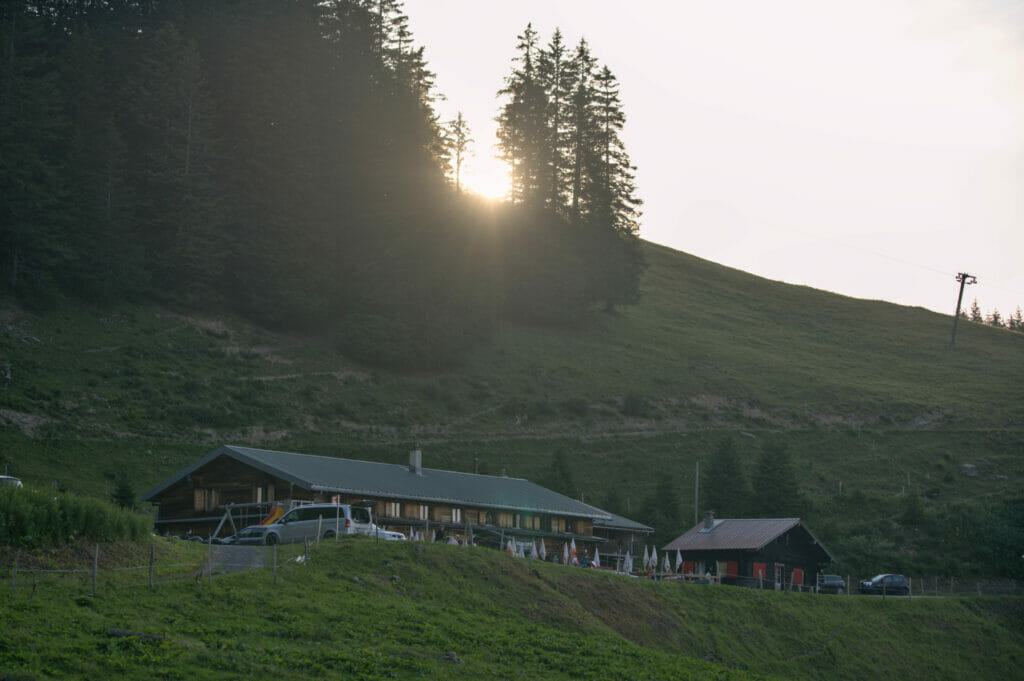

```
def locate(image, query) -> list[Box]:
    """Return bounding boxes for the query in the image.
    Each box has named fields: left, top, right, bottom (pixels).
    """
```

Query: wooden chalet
left=142, top=445, right=645, bottom=556
left=661, top=512, right=834, bottom=590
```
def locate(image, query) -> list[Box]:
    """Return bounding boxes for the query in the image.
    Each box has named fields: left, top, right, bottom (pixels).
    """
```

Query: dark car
left=858, top=573, right=909, bottom=595
left=219, top=526, right=269, bottom=546
left=819, top=574, right=847, bottom=594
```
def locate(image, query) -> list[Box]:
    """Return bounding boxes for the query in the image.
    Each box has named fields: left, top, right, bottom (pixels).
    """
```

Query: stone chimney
left=409, top=446, right=423, bottom=476
left=703, top=511, right=715, bottom=531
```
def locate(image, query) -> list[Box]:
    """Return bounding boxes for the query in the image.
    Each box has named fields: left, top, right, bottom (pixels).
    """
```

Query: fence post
left=149, top=545, right=155, bottom=589
left=273, top=543, right=278, bottom=585
left=11, top=550, right=17, bottom=593
left=92, top=544, right=99, bottom=597
left=207, top=537, right=212, bottom=585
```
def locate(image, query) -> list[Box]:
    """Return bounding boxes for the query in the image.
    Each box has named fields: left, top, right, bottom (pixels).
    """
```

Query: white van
left=255, top=503, right=374, bottom=545
left=0, top=475, right=23, bottom=489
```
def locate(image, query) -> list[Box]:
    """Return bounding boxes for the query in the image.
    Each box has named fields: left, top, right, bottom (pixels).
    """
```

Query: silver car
left=256, top=503, right=374, bottom=545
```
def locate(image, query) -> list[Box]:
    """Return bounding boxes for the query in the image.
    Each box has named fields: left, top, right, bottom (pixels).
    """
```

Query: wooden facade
left=662, top=515, right=834, bottom=590
left=143, top=445, right=637, bottom=557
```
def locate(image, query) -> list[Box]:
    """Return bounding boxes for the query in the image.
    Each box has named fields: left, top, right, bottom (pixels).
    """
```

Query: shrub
left=0, top=487, right=151, bottom=547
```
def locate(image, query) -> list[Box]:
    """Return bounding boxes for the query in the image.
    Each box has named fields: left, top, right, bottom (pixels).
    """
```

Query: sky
left=404, top=0, right=1023, bottom=318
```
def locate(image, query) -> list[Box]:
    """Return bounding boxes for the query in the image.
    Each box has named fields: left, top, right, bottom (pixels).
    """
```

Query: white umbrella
left=570, top=538, right=578, bottom=566
left=642, top=545, right=650, bottom=569
left=562, top=542, right=569, bottom=565
left=651, top=547, right=658, bottom=571
left=592, top=548, right=601, bottom=568
left=539, top=540, right=547, bottom=560
left=625, top=552, right=633, bottom=573
left=529, top=540, right=538, bottom=559
left=675, top=550, right=683, bottom=573
left=662, top=552, right=670, bottom=573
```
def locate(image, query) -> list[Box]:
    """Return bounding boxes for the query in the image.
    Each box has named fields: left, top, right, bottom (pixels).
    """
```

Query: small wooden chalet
left=142, top=445, right=645, bottom=556
left=661, top=512, right=834, bottom=590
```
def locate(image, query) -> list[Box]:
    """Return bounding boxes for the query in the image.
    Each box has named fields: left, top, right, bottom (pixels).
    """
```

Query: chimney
left=703, top=511, right=715, bottom=531
left=409, top=446, right=422, bottom=476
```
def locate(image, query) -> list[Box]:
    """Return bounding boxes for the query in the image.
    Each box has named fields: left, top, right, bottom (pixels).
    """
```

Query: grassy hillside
left=1, top=538, right=1022, bottom=681
left=1, top=242, right=1021, bottom=576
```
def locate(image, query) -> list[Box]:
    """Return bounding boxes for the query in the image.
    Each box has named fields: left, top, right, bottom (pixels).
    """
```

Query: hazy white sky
left=404, top=0, right=1023, bottom=317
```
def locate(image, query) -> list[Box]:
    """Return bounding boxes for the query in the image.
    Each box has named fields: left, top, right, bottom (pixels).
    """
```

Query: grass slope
left=1, top=538, right=1021, bottom=681
left=0, top=241, right=1021, bottom=575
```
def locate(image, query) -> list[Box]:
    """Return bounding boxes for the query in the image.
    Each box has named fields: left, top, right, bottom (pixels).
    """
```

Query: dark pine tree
left=703, top=436, right=750, bottom=518
left=749, top=438, right=804, bottom=518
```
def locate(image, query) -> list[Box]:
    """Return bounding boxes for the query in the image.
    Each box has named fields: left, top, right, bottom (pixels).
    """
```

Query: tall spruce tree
left=586, top=63, right=644, bottom=310
left=703, top=437, right=750, bottom=518
left=444, top=112, right=473, bottom=193
left=749, top=438, right=804, bottom=518
left=566, top=38, right=598, bottom=225
left=537, top=28, right=572, bottom=214
left=497, top=24, right=549, bottom=208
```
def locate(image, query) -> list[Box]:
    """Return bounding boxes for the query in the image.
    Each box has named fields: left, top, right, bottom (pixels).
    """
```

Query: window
left=384, top=502, right=400, bottom=517
left=451, top=508, right=462, bottom=523
left=409, top=504, right=428, bottom=520
left=193, top=489, right=218, bottom=511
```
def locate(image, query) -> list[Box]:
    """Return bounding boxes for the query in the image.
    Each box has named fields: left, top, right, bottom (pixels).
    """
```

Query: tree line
left=963, top=299, right=1024, bottom=333
left=1, top=1, right=644, bottom=369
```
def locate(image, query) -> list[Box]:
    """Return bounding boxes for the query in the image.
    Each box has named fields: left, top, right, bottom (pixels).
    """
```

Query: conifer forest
left=1, top=1, right=645, bottom=369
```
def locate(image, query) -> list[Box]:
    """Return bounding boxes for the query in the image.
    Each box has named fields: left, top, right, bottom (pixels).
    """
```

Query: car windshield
left=871, top=574, right=888, bottom=581
left=351, top=507, right=370, bottom=523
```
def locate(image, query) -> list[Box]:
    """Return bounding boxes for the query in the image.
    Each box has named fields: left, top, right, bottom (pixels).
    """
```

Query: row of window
left=191, top=487, right=583, bottom=534
left=377, top=501, right=578, bottom=533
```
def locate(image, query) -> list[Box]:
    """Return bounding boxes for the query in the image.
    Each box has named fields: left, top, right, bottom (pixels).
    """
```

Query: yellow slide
left=258, top=504, right=285, bottom=526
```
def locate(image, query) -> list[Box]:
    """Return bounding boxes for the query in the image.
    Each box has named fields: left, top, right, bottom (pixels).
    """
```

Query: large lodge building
left=142, top=445, right=652, bottom=558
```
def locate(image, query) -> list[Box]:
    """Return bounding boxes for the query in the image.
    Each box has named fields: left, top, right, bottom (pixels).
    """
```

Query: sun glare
left=462, top=161, right=511, bottom=201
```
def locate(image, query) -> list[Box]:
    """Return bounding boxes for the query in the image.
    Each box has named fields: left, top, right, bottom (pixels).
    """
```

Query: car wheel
left=265, top=533, right=278, bottom=546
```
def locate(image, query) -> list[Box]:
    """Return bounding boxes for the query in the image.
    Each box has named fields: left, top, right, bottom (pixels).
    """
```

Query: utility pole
left=694, top=461, right=699, bottom=526
left=950, top=272, right=977, bottom=346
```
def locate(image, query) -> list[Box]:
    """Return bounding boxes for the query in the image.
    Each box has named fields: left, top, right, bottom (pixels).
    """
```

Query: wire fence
left=6, top=540, right=317, bottom=597
left=7, top=540, right=1021, bottom=598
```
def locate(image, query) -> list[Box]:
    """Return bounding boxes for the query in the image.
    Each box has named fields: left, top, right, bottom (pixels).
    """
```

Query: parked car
left=0, top=475, right=23, bottom=489
left=370, top=527, right=407, bottom=541
left=858, top=573, right=910, bottom=595
left=218, top=526, right=268, bottom=545
left=819, top=574, right=847, bottom=594
left=247, top=503, right=375, bottom=545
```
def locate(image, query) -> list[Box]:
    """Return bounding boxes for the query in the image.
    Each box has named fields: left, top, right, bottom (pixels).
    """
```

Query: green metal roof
left=142, top=445, right=614, bottom=520
left=589, top=508, right=654, bottom=533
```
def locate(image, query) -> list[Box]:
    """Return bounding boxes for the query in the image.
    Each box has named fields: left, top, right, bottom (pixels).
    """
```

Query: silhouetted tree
left=444, top=112, right=473, bottom=193
left=749, top=438, right=804, bottom=517
left=969, top=298, right=983, bottom=322
left=703, top=437, right=750, bottom=518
